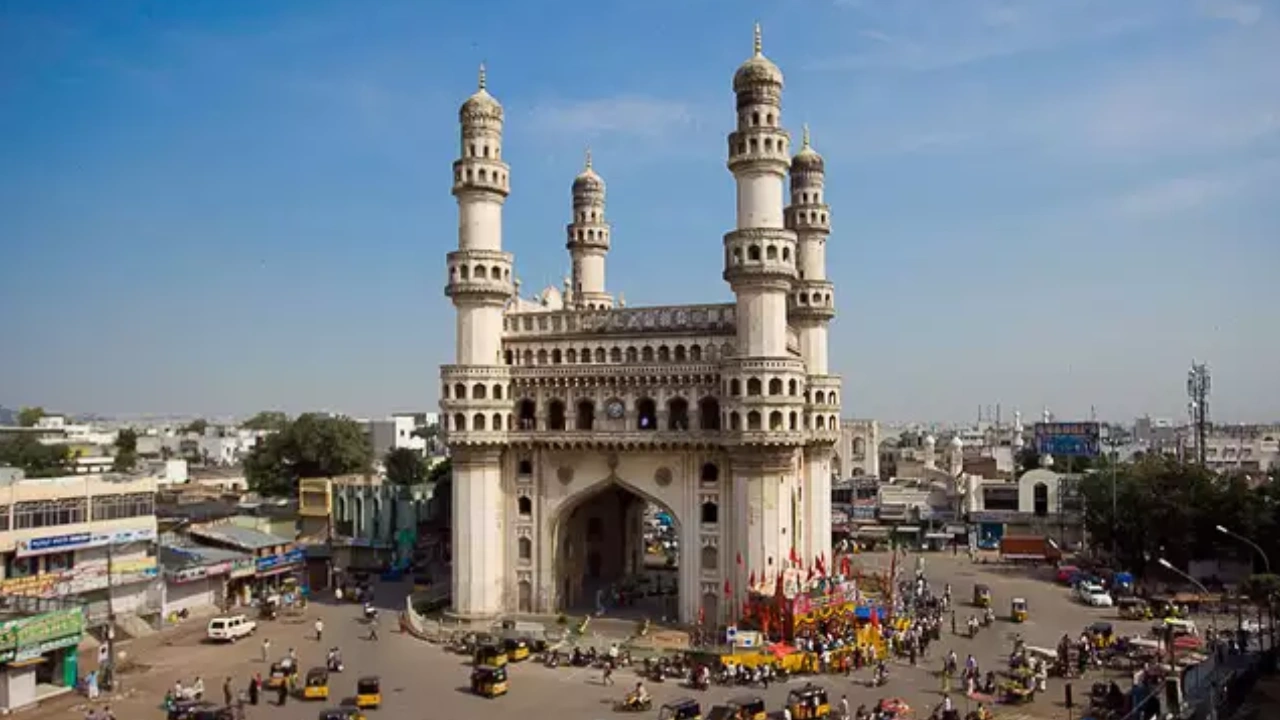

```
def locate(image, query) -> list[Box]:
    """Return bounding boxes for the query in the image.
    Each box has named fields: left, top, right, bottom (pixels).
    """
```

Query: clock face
left=606, top=400, right=625, bottom=419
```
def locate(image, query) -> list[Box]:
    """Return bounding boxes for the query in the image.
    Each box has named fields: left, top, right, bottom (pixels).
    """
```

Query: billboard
left=1034, top=422, right=1100, bottom=458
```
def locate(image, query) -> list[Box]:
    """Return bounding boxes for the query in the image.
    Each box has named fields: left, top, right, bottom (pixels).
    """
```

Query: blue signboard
left=1034, top=422, right=1100, bottom=458
left=255, top=548, right=305, bottom=573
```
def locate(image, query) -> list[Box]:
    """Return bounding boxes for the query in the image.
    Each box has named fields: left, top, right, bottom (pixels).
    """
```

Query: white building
left=365, top=412, right=434, bottom=460
left=440, top=26, right=842, bottom=623
left=836, top=419, right=880, bottom=479
left=0, top=472, right=160, bottom=626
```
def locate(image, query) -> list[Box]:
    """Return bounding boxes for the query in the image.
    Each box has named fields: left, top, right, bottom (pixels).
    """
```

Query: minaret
left=785, top=124, right=840, bottom=569
left=722, top=24, right=809, bottom=611
left=566, top=148, right=614, bottom=309
left=441, top=64, right=512, bottom=619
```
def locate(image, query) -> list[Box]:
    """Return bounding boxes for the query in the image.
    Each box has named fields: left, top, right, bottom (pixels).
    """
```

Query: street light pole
left=1215, top=525, right=1272, bottom=574
left=1102, top=433, right=1124, bottom=561
left=1158, top=558, right=1217, bottom=635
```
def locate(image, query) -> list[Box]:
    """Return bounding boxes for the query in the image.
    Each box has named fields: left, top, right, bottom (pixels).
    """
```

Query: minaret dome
left=460, top=63, right=503, bottom=123
left=733, top=23, right=784, bottom=94
left=791, top=124, right=825, bottom=175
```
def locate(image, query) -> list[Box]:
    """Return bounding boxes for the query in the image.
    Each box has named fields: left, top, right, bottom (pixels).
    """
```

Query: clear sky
left=1, top=0, right=1277, bottom=424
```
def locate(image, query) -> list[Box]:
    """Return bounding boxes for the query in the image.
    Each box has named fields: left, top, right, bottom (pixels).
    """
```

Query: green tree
left=113, top=428, right=139, bottom=472
left=181, top=418, right=209, bottom=435
left=384, top=447, right=428, bottom=485
left=426, top=457, right=452, bottom=485
left=243, top=413, right=373, bottom=496
left=241, top=411, right=289, bottom=432
left=17, top=406, right=46, bottom=427
left=0, top=435, right=72, bottom=477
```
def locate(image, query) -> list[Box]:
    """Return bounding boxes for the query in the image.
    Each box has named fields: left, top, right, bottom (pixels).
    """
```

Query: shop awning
left=894, top=526, right=921, bottom=533
left=854, top=526, right=891, bottom=538
left=924, top=533, right=952, bottom=540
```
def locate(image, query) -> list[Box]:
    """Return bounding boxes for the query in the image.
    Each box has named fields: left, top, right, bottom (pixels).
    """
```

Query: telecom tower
left=1186, top=360, right=1211, bottom=465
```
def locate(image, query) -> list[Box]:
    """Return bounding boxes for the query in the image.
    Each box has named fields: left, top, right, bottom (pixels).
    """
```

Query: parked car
left=206, top=614, right=257, bottom=642
left=1056, top=566, right=1080, bottom=584
left=1076, top=584, right=1113, bottom=607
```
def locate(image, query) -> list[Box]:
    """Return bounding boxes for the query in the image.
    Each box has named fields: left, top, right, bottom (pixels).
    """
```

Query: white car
left=1078, top=585, right=1114, bottom=607
left=206, top=614, right=257, bottom=642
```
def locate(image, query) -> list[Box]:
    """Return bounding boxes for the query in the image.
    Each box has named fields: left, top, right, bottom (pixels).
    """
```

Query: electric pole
left=1187, top=361, right=1211, bottom=466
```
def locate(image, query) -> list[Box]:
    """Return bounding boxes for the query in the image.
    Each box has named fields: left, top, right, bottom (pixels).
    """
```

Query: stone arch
left=474, top=264, right=487, bottom=279
left=452, top=413, right=466, bottom=431
left=690, top=345, right=702, bottom=362
left=747, top=377, right=762, bottom=396
left=788, top=379, right=798, bottom=395
left=518, top=536, right=532, bottom=561
left=518, top=580, right=532, bottom=613
left=852, top=437, right=866, bottom=456
left=766, top=245, right=778, bottom=260
left=566, top=348, right=577, bottom=364
left=789, top=411, right=798, bottom=430
left=551, top=474, right=684, bottom=617
left=700, top=462, right=720, bottom=483
left=636, top=397, right=657, bottom=430
left=748, top=245, right=761, bottom=261
left=747, top=411, right=762, bottom=431
left=610, top=347, right=622, bottom=363
left=522, top=349, right=533, bottom=365
left=641, top=346, right=655, bottom=363
left=673, top=345, right=687, bottom=362
left=816, top=415, right=826, bottom=430
left=552, top=349, right=563, bottom=364
left=698, top=397, right=721, bottom=430
left=493, top=384, right=504, bottom=400
left=492, top=412, right=502, bottom=430
left=1033, top=482, right=1049, bottom=516
left=473, top=413, right=486, bottom=430
left=657, top=345, right=671, bottom=362
left=548, top=399, right=567, bottom=430
left=729, top=379, right=742, bottom=396
left=537, top=349, right=549, bottom=365
left=730, top=412, right=741, bottom=430
left=700, top=501, right=719, bottom=524
left=769, top=411, right=784, bottom=430
left=472, top=383, right=487, bottom=400
left=768, top=378, right=783, bottom=395
left=517, top=399, right=536, bottom=430
left=576, top=399, right=595, bottom=430
left=594, top=347, right=607, bottom=363
left=667, top=396, right=690, bottom=430
left=453, top=383, right=466, bottom=399
left=625, top=347, right=638, bottom=363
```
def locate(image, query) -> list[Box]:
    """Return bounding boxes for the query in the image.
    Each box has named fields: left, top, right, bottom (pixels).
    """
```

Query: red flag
left=723, top=579, right=731, bottom=597
left=870, top=608, right=880, bottom=628
left=806, top=564, right=815, bottom=583
left=817, top=553, right=827, bottom=577
left=749, top=570, right=757, bottom=589
left=789, top=547, right=799, bottom=566
left=698, top=605, right=706, bottom=626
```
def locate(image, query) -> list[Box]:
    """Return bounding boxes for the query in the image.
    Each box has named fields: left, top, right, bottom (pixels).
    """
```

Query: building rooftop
left=159, top=543, right=251, bottom=570
left=188, top=524, right=292, bottom=551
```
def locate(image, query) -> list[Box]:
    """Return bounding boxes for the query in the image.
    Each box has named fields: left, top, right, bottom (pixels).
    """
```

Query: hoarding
left=16, top=527, right=157, bottom=558
left=1034, top=422, right=1101, bottom=458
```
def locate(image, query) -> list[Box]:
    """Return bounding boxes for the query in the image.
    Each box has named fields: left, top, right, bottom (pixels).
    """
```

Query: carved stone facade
left=442, top=27, right=842, bottom=623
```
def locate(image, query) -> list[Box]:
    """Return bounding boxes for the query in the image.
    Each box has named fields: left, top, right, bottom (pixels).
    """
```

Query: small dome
left=572, top=149, right=605, bottom=195
left=791, top=125, right=825, bottom=174
left=460, top=65, right=503, bottom=123
left=950, top=436, right=964, bottom=450
left=924, top=434, right=936, bottom=447
left=734, top=24, right=784, bottom=94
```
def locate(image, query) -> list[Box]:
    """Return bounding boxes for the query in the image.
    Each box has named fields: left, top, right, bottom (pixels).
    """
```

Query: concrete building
left=159, top=543, right=254, bottom=617
left=0, top=602, right=86, bottom=711
left=184, top=524, right=302, bottom=606
left=836, top=420, right=880, bottom=479
left=365, top=413, right=433, bottom=460
left=0, top=472, right=160, bottom=627
left=440, top=26, right=842, bottom=623
left=298, top=475, right=435, bottom=577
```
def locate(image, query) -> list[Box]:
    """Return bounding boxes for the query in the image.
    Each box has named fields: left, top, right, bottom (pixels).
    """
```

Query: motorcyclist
left=874, top=661, right=888, bottom=685
left=628, top=681, right=650, bottom=707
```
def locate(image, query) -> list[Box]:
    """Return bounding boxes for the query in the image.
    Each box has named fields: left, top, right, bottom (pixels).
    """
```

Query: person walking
left=223, top=677, right=233, bottom=707
left=261, top=638, right=271, bottom=663
left=314, top=618, right=324, bottom=642
left=276, top=680, right=287, bottom=706
left=839, top=695, right=850, bottom=720
left=248, top=675, right=259, bottom=706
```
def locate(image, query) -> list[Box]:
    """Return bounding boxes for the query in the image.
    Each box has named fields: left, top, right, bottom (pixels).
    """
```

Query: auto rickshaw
left=474, top=643, right=508, bottom=668
left=355, top=676, right=381, bottom=709
left=471, top=664, right=509, bottom=698
left=726, top=695, right=767, bottom=720
left=1118, top=597, right=1152, bottom=620
left=318, top=708, right=367, bottom=720
left=302, top=668, right=329, bottom=700
left=973, top=584, right=992, bottom=608
left=266, top=662, right=294, bottom=690
left=787, top=683, right=831, bottom=720
left=658, top=698, right=703, bottom=720
left=502, top=637, right=530, bottom=662
left=1088, top=622, right=1115, bottom=649
left=1011, top=597, right=1028, bottom=623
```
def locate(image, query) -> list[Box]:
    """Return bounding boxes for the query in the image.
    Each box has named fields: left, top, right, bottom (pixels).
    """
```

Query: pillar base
left=443, top=609, right=502, bottom=626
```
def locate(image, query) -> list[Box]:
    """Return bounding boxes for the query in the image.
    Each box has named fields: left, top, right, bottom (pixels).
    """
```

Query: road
left=45, top=551, right=1187, bottom=720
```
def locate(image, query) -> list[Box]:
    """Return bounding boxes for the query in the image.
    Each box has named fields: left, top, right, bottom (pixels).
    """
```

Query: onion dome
left=791, top=124, right=825, bottom=174
left=460, top=64, right=503, bottom=123
left=924, top=434, right=937, bottom=447
left=733, top=23, right=784, bottom=94
left=949, top=436, right=964, bottom=450
left=572, top=148, right=605, bottom=196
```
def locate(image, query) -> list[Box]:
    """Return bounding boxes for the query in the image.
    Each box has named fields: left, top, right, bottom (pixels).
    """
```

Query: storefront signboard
left=0, top=609, right=85, bottom=662
left=0, top=558, right=158, bottom=600
left=170, top=559, right=242, bottom=584
left=968, top=510, right=1025, bottom=524
left=229, top=558, right=256, bottom=579
left=16, top=527, right=157, bottom=558
left=255, top=548, right=304, bottom=574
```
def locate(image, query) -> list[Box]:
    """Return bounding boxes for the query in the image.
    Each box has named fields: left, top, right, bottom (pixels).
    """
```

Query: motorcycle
left=615, top=695, right=653, bottom=712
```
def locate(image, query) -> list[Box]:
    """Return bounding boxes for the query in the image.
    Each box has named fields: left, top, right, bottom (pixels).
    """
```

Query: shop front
left=0, top=609, right=85, bottom=711
left=161, top=547, right=254, bottom=618
left=253, top=548, right=305, bottom=599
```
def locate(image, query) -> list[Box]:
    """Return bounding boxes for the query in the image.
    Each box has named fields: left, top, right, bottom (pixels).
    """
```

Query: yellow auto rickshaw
left=658, top=698, right=703, bottom=720
left=502, top=637, right=530, bottom=662
left=787, top=683, right=831, bottom=720
left=471, top=664, right=509, bottom=698
left=726, top=696, right=767, bottom=720
left=474, top=644, right=508, bottom=668
left=318, top=708, right=366, bottom=720
left=267, top=662, right=294, bottom=690
left=1118, top=597, right=1152, bottom=620
left=355, top=676, right=381, bottom=709
left=1011, top=597, right=1028, bottom=623
left=302, top=668, right=329, bottom=700
left=973, top=584, right=992, bottom=608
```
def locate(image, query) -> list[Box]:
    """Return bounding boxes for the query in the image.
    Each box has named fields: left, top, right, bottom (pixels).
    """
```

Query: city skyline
left=2, top=0, right=1277, bottom=423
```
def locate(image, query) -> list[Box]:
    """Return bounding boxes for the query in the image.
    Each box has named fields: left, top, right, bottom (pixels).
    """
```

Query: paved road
left=47, top=551, right=1192, bottom=720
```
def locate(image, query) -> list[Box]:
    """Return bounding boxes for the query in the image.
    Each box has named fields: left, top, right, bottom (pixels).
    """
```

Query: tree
left=0, top=435, right=71, bottom=477
left=241, top=411, right=289, bottom=432
left=17, top=406, right=46, bottom=427
left=384, top=447, right=428, bottom=485
left=426, top=457, right=452, bottom=485
left=113, top=428, right=138, bottom=472
left=243, top=413, right=373, bottom=496
left=181, top=418, right=209, bottom=435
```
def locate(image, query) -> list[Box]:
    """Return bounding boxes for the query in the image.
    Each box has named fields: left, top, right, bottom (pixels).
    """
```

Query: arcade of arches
left=556, top=483, right=680, bottom=618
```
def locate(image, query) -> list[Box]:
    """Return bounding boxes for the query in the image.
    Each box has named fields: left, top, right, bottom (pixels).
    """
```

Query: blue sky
left=1, top=0, right=1277, bottom=423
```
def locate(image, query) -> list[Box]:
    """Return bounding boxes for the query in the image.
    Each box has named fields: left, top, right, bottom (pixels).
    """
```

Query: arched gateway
left=440, top=27, right=843, bottom=623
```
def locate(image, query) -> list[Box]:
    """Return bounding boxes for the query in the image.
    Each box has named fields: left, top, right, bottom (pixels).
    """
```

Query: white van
left=206, top=614, right=256, bottom=642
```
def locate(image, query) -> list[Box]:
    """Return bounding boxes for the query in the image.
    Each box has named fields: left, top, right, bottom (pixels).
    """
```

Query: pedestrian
left=248, top=675, right=259, bottom=706
left=840, top=694, right=850, bottom=720
left=86, top=669, right=99, bottom=699
left=276, top=680, right=287, bottom=706
left=950, top=611, right=957, bottom=636
left=223, top=676, right=233, bottom=706
left=102, top=705, right=115, bottom=720
left=314, top=618, right=324, bottom=642
left=602, top=661, right=614, bottom=685
left=261, top=638, right=271, bottom=663
left=368, top=621, right=379, bottom=641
